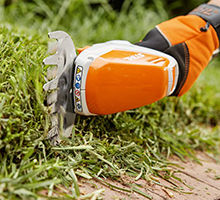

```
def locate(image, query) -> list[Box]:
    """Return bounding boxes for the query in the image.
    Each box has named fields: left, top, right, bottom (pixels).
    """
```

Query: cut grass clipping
left=0, top=0, right=220, bottom=198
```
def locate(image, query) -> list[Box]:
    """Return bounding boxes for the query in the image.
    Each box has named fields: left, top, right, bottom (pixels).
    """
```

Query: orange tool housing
left=74, top=41, right=178, bottom=115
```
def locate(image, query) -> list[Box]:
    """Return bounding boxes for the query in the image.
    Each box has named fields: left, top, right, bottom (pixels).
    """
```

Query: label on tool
left=74, top=65, right=83, bottom=112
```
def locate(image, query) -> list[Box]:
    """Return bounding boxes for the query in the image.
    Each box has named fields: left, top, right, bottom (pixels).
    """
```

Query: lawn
left=0, top=0, right=220, bottom=199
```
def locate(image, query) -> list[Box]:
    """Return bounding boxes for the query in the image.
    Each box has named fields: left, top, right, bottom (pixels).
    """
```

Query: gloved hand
left=136, top=3, right=220, bottom=96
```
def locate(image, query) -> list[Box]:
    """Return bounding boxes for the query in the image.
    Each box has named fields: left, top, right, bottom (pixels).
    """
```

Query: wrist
left=208, top=0, right=220, bottom=7
left=189, top=3, right=220, bottom=44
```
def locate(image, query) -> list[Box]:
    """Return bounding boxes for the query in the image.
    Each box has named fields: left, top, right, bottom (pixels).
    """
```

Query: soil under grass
left=78, top=152, right=220, bottom=200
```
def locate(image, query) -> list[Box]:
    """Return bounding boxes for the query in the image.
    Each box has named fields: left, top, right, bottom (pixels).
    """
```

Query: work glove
left=136, top=3, right=220, bottom=96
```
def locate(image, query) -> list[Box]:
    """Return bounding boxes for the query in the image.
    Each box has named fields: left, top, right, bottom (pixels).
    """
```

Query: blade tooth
left=47, top=91, right=57, bottom=105
left=48, top=41, right=58, bottom=54
left=43, top=78, right=58, bottom=91
left=43, top=54, right=59, bottom=65
left=62, top=125, right=74, bottom=138
left=49, top=103, right=57, bottom=114
left=50, top=114, right=58, bottom=127
left=48, top=31, right=69, bottom=41
left=47, top=126, right=61, bottom=145
left=47, top=114, right=61, bottom=145
left=47, top=125, right=59, bottom=139
left=47, top=66, right=58, bottom=80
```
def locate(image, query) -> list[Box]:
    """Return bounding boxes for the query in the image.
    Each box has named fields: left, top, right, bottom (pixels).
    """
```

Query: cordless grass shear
left=43, top=31, right=179, bottom=144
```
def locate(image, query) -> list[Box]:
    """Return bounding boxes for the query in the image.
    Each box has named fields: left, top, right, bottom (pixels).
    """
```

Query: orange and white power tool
left=43, top=31, right=178, bottom=144
left=44, top=3, right=220, bottom=144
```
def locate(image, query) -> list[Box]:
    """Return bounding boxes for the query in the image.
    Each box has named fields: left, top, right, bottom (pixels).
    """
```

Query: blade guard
left=43, top=31, right=76, bottom=145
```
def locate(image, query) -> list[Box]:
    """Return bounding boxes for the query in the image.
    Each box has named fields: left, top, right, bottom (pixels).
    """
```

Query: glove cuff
left=189, top=3, right=220, bottom=44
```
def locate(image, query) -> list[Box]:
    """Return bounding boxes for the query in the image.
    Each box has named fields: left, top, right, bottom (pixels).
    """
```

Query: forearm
left=208, top=0, right=220, bottom=6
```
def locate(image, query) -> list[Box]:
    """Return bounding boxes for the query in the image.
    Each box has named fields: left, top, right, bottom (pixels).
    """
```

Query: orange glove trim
left=158, top=15, right=219, bottom=96
left=179, top=24, right=219, bottom=96
left=158, top=15, right=215, bottom=46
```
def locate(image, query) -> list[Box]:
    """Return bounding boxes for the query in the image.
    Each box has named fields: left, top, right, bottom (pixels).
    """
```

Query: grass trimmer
left=43, top=31, right=178, bottom=145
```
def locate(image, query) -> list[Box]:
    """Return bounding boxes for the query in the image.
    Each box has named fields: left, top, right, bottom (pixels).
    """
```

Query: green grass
left=0, top=0, right=220, bottom=199
left=0, top=0, right=168, bottom=45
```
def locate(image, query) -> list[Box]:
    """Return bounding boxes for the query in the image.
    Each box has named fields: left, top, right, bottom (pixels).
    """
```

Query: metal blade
left=49, top=103, right=56, bottom=114
left=43, top=78, right=58, bottom=91
left=47, top=125, right=60, bottom=145
left=43, top=31, right=77, bottom=145
left=47, top=91, right=57, bottom=106
left=43, top=54, right=59, bottom=65
left=46, top=66, right=58, bottom=80
left=48, top=31, right=70, bottom=40
left=48, top=41, right=58, bottom=54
